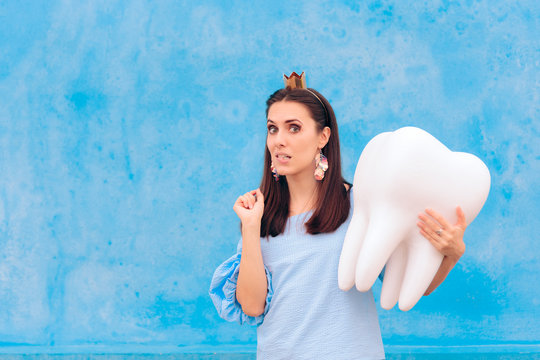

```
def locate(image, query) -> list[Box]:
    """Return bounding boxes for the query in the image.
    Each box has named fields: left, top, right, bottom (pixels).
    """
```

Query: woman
left=209, top=78, right=467, bottom=359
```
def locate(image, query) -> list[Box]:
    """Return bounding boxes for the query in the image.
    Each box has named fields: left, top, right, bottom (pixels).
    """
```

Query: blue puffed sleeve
left=209, top=243, right=273, bottom=326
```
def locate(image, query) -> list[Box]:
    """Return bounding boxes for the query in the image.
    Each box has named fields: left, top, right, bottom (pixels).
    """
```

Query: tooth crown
left=338, top=126, right=491, bottom=311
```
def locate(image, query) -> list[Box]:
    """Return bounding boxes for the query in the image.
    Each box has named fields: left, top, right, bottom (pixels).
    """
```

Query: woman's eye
left=290, top=125, right=300, bottom=133
left=267, top=126, right=277, bottom=134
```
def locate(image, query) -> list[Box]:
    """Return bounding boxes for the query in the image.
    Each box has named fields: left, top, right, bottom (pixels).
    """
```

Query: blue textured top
left=209, top=190, right=385, bottom=359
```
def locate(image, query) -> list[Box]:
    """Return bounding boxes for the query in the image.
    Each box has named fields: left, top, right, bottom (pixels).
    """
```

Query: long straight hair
left=259, top=88, right=351, bottom=237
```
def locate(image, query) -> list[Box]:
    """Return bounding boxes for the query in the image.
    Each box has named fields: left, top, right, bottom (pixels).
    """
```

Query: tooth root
left=398, top=235, right=443, bottom=311
left=380, top=242, right=408, bottom=310
left=338, top=211, right=367, bottom=291
left=354, top=207, right=408, bottom=292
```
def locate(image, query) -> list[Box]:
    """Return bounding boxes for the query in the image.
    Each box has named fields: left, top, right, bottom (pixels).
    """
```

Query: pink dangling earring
left=314, top=149, right=328, bottom=181
left=271, top=162, right=279, bottom=181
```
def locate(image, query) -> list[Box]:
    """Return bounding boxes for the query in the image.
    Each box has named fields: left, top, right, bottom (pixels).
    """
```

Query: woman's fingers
left=419, top=225, right=455, bottom=255
left=248, top=191, right=257, bottom=209
left=234, top=189, right=264, bottom=218
left=253, top=189, right=263, bottom=207
left=235, top=196, right=244, bottom=208
left=233, top=189, right=265, bottom=227
left=418, top=213, right=443, bottom=233
left=238, top=193, right=251, bottom=209
left=419, top=228, right=450, bottom=256
left=455, top=206, right=466, bottom=228
left=240, top=195, right=249, bottom=209
left=241, top=195, right=250, bottom=209
left=418, top=221, right=442, bottom=241
left=416, top=206, right=467, bottom=259
left=245, top=193, right=255, bottom=209
left=419, top=207, right=466, bottom=231
left=425, top=208, right=451, bottom=229
left=239, top=190, right=261, bottom=210
left=419, top=228, right=440, bottom=247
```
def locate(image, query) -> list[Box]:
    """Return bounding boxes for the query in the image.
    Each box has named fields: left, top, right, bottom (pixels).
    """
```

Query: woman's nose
left=274, top=130, right=286, bottom=147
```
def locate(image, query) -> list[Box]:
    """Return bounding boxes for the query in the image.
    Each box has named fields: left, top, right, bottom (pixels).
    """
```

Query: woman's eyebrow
left=267, top=119, right=303, bottom=124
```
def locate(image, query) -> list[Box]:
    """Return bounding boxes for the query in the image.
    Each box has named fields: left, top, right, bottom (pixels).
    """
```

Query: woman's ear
left=318, top=126, right=331, bottom=149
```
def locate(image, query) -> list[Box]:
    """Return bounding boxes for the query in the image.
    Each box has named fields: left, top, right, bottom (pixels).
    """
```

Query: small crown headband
left=283, top=71, right=328, bottom=122
left=283, top=71, right=307, bottom=89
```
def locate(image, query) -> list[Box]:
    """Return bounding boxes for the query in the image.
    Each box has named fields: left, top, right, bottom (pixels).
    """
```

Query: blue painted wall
left=0, top=0, right=538, bottom=351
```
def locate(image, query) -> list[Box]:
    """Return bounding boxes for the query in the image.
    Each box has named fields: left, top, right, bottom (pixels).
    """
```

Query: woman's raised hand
left=417, top=206, right=467, bottom=260
left=233, top=188, right=264, bottom=227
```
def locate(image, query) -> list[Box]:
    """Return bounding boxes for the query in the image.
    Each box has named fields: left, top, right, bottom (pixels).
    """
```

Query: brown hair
left=259, top=88, right=351, bottom=237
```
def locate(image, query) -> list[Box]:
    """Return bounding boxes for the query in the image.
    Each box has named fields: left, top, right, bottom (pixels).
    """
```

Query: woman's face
left=266, top=101, right=330, bottom=179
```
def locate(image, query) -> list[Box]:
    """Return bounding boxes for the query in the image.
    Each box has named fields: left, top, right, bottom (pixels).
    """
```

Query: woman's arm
left=417, top=207, right=467, bottom=296
left=236, top=224, right=268, bottom=317
left=424, top=255, right=460, bottom=295
left=234, top=189, right=268, bottom=317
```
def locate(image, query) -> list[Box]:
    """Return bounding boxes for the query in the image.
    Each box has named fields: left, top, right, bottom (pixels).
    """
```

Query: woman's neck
left=286, top=173, right=319, bottom=217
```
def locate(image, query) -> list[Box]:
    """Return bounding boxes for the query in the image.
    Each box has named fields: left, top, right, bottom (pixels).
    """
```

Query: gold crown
left=283, top=71, right=307, bottom=89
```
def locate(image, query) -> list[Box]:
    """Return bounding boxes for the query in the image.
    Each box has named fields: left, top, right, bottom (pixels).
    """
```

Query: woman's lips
left=276, top=154, right=291, bottom=164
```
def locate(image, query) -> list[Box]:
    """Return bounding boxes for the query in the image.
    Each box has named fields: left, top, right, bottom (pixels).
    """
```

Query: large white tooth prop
left=338, top=127, right=490, bottom=311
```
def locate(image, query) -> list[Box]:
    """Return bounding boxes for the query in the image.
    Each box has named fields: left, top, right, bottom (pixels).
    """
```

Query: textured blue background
left=0, top=0, right=538, bottom=354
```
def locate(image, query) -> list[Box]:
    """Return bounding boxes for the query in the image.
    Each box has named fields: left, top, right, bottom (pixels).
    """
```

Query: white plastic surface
left=338, top=127, right=491, bottom=311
